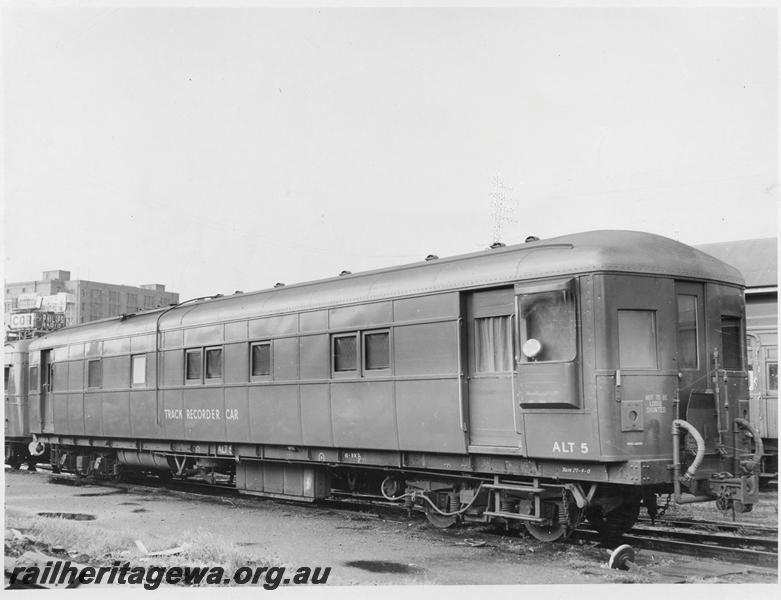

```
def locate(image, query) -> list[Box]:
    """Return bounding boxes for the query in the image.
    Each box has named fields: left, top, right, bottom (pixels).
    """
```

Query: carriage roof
left=29, top=230, right=743, bottom=349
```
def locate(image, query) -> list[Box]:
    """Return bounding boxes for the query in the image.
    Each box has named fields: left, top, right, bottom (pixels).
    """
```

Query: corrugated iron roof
left=696, top=238, right=777, bottom=289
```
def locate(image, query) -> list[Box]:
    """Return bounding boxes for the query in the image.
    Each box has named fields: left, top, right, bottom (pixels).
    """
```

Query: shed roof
left=696, top=238, right=777, bottom=289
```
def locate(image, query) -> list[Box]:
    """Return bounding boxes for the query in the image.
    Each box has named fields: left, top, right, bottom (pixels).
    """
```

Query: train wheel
left=525, top=521, right=570, bottom=542
left=586, top=500, right=641, bottom=542
left=424, top=507, right=458, bottom=528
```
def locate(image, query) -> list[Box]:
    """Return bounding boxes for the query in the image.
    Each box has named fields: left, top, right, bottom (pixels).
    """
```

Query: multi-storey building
left=4, top=270, right=179, bottom=328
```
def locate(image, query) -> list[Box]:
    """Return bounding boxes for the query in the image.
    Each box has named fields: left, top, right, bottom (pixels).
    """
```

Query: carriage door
left=40, top=349, right=54, bottom=432
left=673, top=281, right=721, bottom=451
left=466, top=288, right=523, bottom=452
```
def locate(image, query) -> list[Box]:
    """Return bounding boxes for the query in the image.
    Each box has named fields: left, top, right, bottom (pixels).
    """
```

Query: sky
left=2, top=4, right=778, bottom=300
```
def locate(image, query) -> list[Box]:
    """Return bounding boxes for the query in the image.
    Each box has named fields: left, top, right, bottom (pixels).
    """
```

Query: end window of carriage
left=516, top=279, right=577, bottom=364
left=250, top=342, right=272, bottom=379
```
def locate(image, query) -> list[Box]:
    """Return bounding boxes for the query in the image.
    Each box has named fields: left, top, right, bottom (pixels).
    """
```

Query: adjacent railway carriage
left=4, top=339, right=36, bottom=468
left=26, top=231, right=762, bottom=541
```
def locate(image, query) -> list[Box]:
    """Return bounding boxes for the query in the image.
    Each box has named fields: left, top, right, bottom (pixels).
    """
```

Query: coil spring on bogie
left=500, top=496, right=516, bottom=512
left=449, top=492, right=459, bottom=512
left=404, top=496, right=414, bottom=509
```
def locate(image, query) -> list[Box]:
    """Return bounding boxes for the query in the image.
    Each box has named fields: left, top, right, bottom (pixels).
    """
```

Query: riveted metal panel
left=300, top=310, right=328, bottom=332
left=249, top=314, right=298, bottom=338
left=300, top=384, right=333, bottom=447
left=329, top=301, right=392, bottom=329
left=68, top=360, right=83, bottom=391
left=184, top=324, right=224, bottom=347
left=162, top=350, right=183, bottom=386
left=225, top=386, right=250, bottom=443
left=248, top=385, right=301, bottom=445
left=53, top=393, right=68, bottom=433
left=162, top=389, right=185, bottom=439
left=162, top=329, right=183, bottom=349
left=84, top=394, right=101, bottom=436
left=131, top=334, right=155, bottom=353
left=103, top=355, right=129, bottom=390
left=273, top=337, right=299, bottom=381
left=300, top=335, right=329, bottom=380
left=396, top=379, right=466, bottom=453
left=224, top=343, right=247, bottom=384
left=331, top=381, right=397, bottom=450
left=183, top=387, right=226, bottom=442
left=100, top=391, right=128, bottom=437
left=394, top=293, right=461, bottom=322
left=394, top=322, right=458, bottom=376
left=129, top=391, right=158, bottom=438
left=524, top=413, right=597, bottom=460
left=67, top=393, right=85, bottom=435
left=104, top=337, right=130, bottom=355
left=225, top=321, right=247, bottom=342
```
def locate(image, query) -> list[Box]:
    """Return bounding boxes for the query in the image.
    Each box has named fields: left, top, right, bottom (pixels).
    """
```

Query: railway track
left=17, top=466, right=780, bottom=570
left=574, top=520, right=778, bottom=568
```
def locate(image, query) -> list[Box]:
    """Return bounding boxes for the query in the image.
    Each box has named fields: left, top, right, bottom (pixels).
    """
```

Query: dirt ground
left=4, top=468, right=778, bottom=587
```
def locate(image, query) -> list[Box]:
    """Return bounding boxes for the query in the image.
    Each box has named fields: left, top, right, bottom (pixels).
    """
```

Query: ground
left=4, top=469, right=778, bottom=587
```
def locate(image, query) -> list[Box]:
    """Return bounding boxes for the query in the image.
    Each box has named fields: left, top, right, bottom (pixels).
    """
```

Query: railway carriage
left=25, top=231, right=762, bottom=541
left=4, top=339, right=36, bottom=468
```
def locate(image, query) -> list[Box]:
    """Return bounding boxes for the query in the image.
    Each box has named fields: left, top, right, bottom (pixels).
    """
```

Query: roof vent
left=489, top=242, right=506, bottom=249
left=425, top=254, right=439, bottom=261
left=274, top=282, right=285, bottom=288
left=234, top=290, right=243, bottom=294
left=525, top=236, right=540, bottom=243
left=339, top=270, right=352, bottom=276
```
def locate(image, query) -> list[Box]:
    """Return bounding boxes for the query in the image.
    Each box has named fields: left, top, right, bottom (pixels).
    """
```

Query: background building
left=4, top=270, right=179, bottom=328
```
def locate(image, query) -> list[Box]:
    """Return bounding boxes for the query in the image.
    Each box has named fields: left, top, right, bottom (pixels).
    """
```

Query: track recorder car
left=23, top=231, right=762, bottom=541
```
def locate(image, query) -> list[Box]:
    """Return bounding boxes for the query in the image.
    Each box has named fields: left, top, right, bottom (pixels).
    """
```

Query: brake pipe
left=671, top=419, right=712, bottom=504
left=380, top=482, right=486, bottom=517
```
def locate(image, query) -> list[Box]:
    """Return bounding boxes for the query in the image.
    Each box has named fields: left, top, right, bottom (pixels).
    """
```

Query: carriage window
left=131, top=354, right=146, bottom=386
left=30, top=366, right=39, bottom=390
left=676, top=295, right=698, bottom=369
left=88, top=359, right=102, bottom=389
left=364, top=331, right=390, bottom=371
left=721, top=316, right=742, bottom=370
left=185, top=349, right=202, bottom=381
left=251, top=342, right=271, bottom=377
left=768, top=362, right=778, bottom=393
left=333, top=334, right=358, bottom=372
left=475, top=316, right=513, bottom=372
left=205, top=347, right=223, bottom=379
left=519, top=288, right=576, bottom=362
left=618, top=310, right=657, bottom=369
left=4, top=366, right=9, bottom=390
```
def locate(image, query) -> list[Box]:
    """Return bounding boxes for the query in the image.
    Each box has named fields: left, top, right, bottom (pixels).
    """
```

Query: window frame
left=720, top=315, right=744, bottom=371
left=362, top=329, right=392, bottom=375
left=516, top=278, right=578, bottom=365
left=87, top=358, right=102, bottom=390
left=473, top=315, right=515, bottom=374
left=29, top=365, right=39, bottom=391
left=249, top=341, right=272, bottom=381
left=617, top=309, right=659, bottom=370
left=184, top=348, right=204, bottom=384
left=331, top=333, right=359, bottom=377
left=131, top=353, right=147, bottom=387
left=675, top=294, right=700, bottom=370
left=204, top=346, right=223, bottom=381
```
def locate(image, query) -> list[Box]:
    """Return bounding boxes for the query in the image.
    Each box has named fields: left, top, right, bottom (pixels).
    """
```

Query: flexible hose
left=380, top=481, right=485, bottom=517
left=734, top=418, right=764, bottom=472
left=672, top=419, right=706, bottom=480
